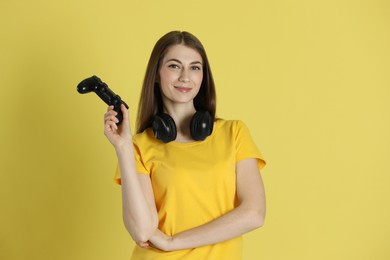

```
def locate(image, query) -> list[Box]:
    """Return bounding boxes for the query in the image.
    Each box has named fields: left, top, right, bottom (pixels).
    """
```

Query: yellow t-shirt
left=114, top=119, right=266, bottom=260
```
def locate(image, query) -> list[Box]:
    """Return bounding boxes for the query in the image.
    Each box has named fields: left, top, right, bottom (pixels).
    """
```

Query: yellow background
left=1, top=0, right=389, bottom=259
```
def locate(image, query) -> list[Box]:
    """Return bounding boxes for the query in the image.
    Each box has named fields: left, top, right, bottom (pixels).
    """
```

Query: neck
left=163, top=102, right=196, bottom=138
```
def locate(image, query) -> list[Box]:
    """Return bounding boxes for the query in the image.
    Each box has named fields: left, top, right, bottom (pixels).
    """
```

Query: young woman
left=104, top=31, right=266, bottom=260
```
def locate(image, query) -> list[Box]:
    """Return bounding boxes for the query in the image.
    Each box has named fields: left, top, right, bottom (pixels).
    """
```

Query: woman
left=104, top=31, right=266, bottom=259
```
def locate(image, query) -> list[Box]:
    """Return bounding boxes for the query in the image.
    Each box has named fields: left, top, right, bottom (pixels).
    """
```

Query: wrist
left=114, top=141, right=134, bottom=157
left=114, top=140, right=133, bottom=152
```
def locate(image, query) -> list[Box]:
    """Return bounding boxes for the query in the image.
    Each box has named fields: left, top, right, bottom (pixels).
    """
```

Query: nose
left=178, top=69, right=190, bottom=82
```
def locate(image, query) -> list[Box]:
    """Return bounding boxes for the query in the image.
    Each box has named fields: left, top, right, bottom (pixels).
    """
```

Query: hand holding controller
left=77, top=75, right=129, bottom=124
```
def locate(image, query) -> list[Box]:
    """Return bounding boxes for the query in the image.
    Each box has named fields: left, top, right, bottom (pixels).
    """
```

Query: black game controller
left=77, top=76, right=129, bottom=124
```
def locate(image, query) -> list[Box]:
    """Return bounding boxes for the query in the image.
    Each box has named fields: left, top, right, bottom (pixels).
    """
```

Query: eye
left=168, top=64, right=180, bottom=69
left=191, top=66, right=202, bottom=71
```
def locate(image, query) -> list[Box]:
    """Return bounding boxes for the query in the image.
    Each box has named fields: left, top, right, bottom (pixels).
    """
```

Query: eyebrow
left=165, top=58, right=203, bottom=65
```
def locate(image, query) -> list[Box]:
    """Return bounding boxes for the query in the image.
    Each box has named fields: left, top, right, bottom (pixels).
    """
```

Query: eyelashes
left=168, top=64, right=180, bottom=69
left=168, top=64, right=202, bottom=71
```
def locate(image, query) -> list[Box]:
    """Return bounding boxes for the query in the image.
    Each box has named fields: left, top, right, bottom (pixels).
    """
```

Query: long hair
left=136, top=31, right=217, bottom=133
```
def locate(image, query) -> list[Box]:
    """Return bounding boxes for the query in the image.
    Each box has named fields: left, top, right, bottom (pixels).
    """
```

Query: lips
left=174, top=86, right=192, bottom=93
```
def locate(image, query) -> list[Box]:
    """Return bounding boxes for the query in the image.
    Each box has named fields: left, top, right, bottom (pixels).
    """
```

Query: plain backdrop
left=1, top=0, right=389, bottom=259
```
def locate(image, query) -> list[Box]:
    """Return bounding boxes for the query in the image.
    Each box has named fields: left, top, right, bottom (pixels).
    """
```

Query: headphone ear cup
left=190, top=111, right=214, bottom=141
left=152, top=113, right=177, bottom=143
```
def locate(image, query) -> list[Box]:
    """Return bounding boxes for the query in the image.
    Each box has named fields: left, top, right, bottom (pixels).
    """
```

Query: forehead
left=162, top=44, right=203, bottom=62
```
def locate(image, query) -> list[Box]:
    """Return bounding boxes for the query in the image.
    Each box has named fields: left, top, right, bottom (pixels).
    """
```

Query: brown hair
left=136, top=31, right=217, bottom=133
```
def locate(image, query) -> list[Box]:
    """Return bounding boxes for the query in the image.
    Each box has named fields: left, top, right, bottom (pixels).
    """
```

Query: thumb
left=121, top=104, right=129, bottom=121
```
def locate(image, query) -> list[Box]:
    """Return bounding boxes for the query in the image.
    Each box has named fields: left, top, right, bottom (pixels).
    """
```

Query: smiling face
left=158, top=44, right=204, bottom=107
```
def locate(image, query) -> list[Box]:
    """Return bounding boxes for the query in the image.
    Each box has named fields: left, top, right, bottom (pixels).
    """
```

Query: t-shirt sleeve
left=234, top=120, right=266, bottom=170
left=113, top=141, right=150, bottom=185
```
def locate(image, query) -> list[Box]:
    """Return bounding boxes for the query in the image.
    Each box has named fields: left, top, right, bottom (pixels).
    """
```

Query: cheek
left=195, top=74, right=204, bottom=88
left=158, top=70, right=171, bottom=88
left=160, top=68, right=179, bottom=82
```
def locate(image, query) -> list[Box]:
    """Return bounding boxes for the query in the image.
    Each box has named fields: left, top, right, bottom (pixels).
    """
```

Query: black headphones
left=152, top=110, right=214, bottom=143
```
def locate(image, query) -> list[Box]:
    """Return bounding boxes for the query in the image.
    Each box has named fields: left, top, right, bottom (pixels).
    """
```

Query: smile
left=174, top=86, right=192, bottom=93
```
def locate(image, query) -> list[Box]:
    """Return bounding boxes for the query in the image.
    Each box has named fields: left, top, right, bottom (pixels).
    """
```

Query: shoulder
left=214, top=119, right=249, bottom=134
left=132, top=128, right=158, bottom=148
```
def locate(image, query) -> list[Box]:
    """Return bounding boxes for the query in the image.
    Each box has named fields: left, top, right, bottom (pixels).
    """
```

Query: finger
left=105, top=119, right=118, bottom=132
left=104, top=114, right=119, bottom=124
left=104, top=112, right=118, bottom=125
left=106, top=105, right=115, bottom=112
left=104, top=109, right=118, bottom=118
left=105, top=119, right=119, bottom=131
left=104, top=108, right=119, bottom=120
left=137, top=241, right=150, bottom=248
left=121, top=104, right=129, bottom=120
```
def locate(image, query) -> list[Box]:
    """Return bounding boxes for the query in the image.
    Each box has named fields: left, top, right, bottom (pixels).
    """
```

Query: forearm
left=116, top=144, right=158, bottom=243
left=174, top=204, right=263, bottom=250
left=151, top=203, right=264, bottom=251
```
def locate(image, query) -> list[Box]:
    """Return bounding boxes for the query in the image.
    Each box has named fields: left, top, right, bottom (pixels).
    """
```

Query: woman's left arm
left=148, top=158, right=266, bottom=251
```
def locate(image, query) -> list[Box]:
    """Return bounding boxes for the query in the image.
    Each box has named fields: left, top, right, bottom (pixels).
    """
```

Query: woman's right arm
left=104, top=104, right=158, bottom=245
